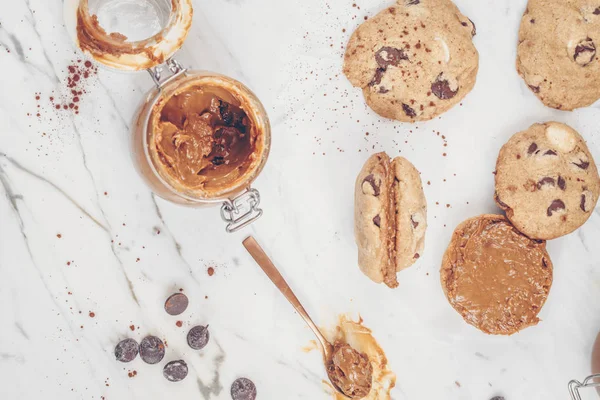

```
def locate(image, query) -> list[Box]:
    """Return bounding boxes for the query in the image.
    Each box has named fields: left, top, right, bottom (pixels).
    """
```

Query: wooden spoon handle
left=242, top=236, right=330, bottom=350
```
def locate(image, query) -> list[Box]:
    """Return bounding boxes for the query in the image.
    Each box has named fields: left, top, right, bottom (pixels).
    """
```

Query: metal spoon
left=242, top=236, right=348, bottom=398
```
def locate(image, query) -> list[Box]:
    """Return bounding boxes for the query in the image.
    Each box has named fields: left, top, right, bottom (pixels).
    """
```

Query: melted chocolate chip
left=375, top=47, right=408, bottom=68
left=212, top=156, right=225, bottom=165
left=468, top=18, right=476, bottom=36
left=581, top=194, right=588, bottom=211
left=528, top=85, right=540, bottom=93
left=369, top=68, right=385, bottom=87
left=231, top=377, right=257, bottom=400
left=544, top=150, right=557, bottom=156
left=373, top=215, right=381, bottom=227
left=402, top=103, right=416, bottom=118
left=574, top=38, right=596, bottom=66
left=527, top=143, right=538, bottom=155
left=187, top=325, right=210, bottom=350
left=542, top=258, right=548, bottom=268
left=164, top=293, right=189, bottom=316
left=547, top=199, right=566, bottom=216
left=558, top=176, right=566, bottom=191
left=217, top=100, right=247, bottom=129
left=431, top=74, right=458, bottom=100
left=594, top=7, right=600, bottom=15
left=537, top=177, right=555, bottom=189
left=363, top=174, right=381, bottom=196
left=115, top=338, right=138, bottom=363
left=411, top=215, right=419, bottom=228
left=139, top=336, right=165, bottom=364
left=573, top=159, right=590, bottom=170
left=163, top=360, right=188, bottom=382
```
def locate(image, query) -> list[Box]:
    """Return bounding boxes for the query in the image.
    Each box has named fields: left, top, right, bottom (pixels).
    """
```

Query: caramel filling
left=444, top=216, right=552, bottom=334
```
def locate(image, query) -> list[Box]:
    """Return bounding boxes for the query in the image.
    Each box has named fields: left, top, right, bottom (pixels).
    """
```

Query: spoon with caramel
left=243, top=236, right=373, bottom=399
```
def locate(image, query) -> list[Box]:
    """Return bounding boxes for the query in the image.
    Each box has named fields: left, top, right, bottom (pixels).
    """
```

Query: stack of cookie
left=346, top=0, right=600, bottom=335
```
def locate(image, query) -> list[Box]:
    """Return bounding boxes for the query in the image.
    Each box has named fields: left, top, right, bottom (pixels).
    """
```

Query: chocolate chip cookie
left=441, top=215, right=553, bottom=335
left=343, top=0, right=479, bottom=122
left=495, top=122, right=600, bottom=240
left=517, top=0, right=600, bottom=110
left=355, top=152, right=427, bottom=288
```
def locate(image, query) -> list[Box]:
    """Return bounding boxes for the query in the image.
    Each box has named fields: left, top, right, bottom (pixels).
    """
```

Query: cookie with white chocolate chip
left=355, top=152, right=427, bottom=288
left=517, top=0, right=600, bottom=110
left=495, top=122, right=600, bottom=240
left=343, top=0, right=479, bottom=122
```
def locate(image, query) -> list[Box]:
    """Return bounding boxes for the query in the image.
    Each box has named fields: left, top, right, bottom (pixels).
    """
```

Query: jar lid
left=63, top=0, right=193, bottom=71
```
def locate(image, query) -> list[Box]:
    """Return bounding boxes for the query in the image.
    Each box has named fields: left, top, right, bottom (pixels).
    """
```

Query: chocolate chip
left=537, top=177, right=555, bottom=189
left=468, top=18, right=476, bottom=36
left=527, top=143, right=538, bottom=155
left=115, top=338, right=138, bottom=363
left=573, top=159, right=590, bottom=170
left=414, top=253, right=420, bottom=259
left=187, top=325, right=210, bottom=350
left=231, top=377, right=257, bottom=400
left=595, top=7, right=600, bottom=15
left=163, top=360, right=188, bottom=382
left=216, top=100, right=247, bottom=129
left=164, top=293, right=189, bottom=316
left=544, top=150, right=557, bottom=156
left=528, top=85, right=540, bottom=93
left=369, top=68, right=385, bottom=87
left=574, top=38, right=596, bottom=66
left=547, top=199, right=566, bottom=216
left=542, top=258, right=548, bottom=268
left=402, top=103, right=416, bottom=118
left=406, top=0, right=420, bottom=5
left=363, top=174, right=381, bottom=196
left=373, top=215, right=381, bottom=227
left=375, top=47, right=408, bottom=69
left=212, top=156, right=225, bottom=165
left=558, top=176, right=566, bottom=190
left=139, top=336, right=165, bottom=364
left=411, top=215, right=419, bottom=228
left=581, top=191, right=594, bottom=212
left=431, top=73, right=458, bottom=100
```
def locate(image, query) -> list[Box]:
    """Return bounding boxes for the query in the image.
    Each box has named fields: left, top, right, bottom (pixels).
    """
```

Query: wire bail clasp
left=220, top=188, right=263, bottom=233
left=569, top=374, right=600, bottom=399
left=148, top=58, right=187, bottom=89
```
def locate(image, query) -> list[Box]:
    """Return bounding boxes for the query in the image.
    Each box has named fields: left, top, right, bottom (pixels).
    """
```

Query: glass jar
left=64, top=0, right=271, bottom=232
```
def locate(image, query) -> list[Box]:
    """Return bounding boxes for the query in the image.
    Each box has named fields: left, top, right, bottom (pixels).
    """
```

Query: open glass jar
left=64, top=0, right=271, bottom=232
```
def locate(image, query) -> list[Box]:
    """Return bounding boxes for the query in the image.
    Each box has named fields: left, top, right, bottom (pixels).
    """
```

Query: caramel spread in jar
left=148, top=79, right=264, bottom=199
left=442, top=215, right=553, bottom=335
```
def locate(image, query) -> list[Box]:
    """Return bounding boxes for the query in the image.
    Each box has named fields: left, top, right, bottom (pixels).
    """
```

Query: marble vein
left=150, top=193, right=201, bottom=285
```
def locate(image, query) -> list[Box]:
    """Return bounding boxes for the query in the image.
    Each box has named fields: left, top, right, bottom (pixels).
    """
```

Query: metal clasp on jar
left=220, top=188, right=263, bottom=233
left=569, top=374, right=600, bottom=399
left=148, top=58, right=187, bottom=89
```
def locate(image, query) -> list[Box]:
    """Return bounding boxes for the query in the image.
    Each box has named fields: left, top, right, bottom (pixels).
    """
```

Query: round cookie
left=354, top=152, right=427, bottom=288
left=517, top=0, right=600, bottom=110
left=343, top=0, right=479, bottom=122
left=441, top=215, right=553, bottom=335
left=495, top=122, right=600, bottom=240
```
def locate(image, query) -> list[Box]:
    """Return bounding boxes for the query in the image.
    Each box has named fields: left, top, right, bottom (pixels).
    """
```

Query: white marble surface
left=1, top=0, right=600, bottom=399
